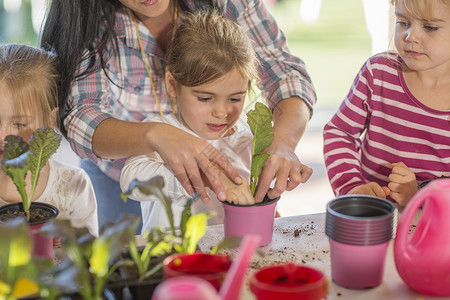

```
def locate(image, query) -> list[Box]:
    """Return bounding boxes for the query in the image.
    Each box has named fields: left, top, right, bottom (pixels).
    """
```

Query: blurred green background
left=269, top=0, right=372, bottom=109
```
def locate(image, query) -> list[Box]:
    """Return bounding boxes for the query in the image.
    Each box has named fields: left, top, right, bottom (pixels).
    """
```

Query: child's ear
left=50, top=108, right=59, bottom=128
left=165, top=70, right=178, bottom=98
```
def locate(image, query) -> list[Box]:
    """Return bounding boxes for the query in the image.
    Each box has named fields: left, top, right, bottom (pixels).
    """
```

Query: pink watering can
left=394, top=179, right=450, bottom=296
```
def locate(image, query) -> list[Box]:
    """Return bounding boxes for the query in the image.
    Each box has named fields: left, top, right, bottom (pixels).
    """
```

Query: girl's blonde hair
left=166, top=10, right=259, bottom=89
left=0, top=44, right=59, bottom=128
left=391, top=0, right=450, bottom=21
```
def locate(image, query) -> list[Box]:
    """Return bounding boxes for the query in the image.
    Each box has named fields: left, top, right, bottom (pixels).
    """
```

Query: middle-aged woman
left=40, top=0, right=316, bottom=232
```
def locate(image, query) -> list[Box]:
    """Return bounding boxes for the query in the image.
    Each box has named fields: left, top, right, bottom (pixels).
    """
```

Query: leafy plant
left=121, top=176, right=244, bottom=282
left=246, top=102, right=274, bottom=195
left=0, top=218, right=52, bottom=300
left=39, top=215, right=140, bottom=300
left=1, top=126, right=61, bottom=221
left=121, top=176, right=211, bottom=255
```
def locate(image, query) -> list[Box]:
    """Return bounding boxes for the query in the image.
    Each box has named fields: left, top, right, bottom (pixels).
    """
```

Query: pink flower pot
left=0, top=202, right=58, bottom=258
left=328, top=239, right=389, bottom=289
left=222, top=196, right=279, bottom=247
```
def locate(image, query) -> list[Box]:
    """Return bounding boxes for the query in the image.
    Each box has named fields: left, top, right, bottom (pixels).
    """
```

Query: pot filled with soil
left=222, top=195, right=279, bottom=247
left=105, top=250, right=170, bottom=300
left=0, top=202, right=58, bottom=258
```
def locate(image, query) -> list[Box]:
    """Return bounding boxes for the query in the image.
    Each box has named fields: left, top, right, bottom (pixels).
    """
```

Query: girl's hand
left=53, top=237, right=62, bottom=248
left=222, top=176, right=255, bottom=206
left=148, top=126, right=241, bottom=204
left=254, top=137, right=313, bottom=203
left=388, top=162, right=418, bottom=206
left=201, top=164, right=254, bottom=205
left=351, top=182, right=390, bottom=198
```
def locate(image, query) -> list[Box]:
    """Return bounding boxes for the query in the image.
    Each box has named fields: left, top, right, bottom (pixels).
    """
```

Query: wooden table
left=198, top=213, right=446, bottom=300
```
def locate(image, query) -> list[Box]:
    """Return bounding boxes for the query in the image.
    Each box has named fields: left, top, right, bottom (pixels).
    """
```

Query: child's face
left=394, top=0, right=450, bottom=72
left=173, top=68, right=248, bottom=140
left=0, top=91, right=36, bottom=158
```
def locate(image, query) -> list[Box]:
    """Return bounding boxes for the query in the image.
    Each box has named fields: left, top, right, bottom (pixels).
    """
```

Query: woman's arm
left=225, top=0, right=317, bottom=202
left=254, top=97, right=313, bottom=202
left=93, top=118, right=241, bottom=203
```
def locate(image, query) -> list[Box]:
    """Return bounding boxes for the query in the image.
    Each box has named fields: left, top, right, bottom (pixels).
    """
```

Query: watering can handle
left=395, top=181, right=433, bottom=255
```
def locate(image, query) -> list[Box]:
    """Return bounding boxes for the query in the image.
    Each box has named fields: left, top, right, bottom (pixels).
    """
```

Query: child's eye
left=424, top=25, right=438, bottom=32
left=229, top=97, right=243, bottom=102
left=12, top=122, right=28, bottom=129
left=197, top=97, right=212, bottom=102
left=396, top=20, right=409, bottom=27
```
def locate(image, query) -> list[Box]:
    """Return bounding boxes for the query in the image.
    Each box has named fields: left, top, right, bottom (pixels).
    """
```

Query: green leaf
left=249, top=154, right=270, bottom=195
left=121, top=176, right=177, bottom=235
left=28, top=127, right=61, bottom=201
left=89, top=239, right=110, bottom=277
left=247, top=102, right=274, bottom=155
left=1, top=162, right=29, bottom=209
left=210, top=236, right=243, bottom=254
left=1, top=135, right=29, bottom=162
left=180, top=194, right=200, bottom=238
left=246, top=102, right=274, bottom=195
left=183, top=213, right=210, bottom=254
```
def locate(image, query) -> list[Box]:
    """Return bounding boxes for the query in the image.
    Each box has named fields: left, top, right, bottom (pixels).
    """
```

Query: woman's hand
left=148, top=125, right=242, bottom=204
left=253, top=97, right=313, bottom=203
left=254, top=137, right=312, bottom=203
left=388, top=162, right=418, bottom=206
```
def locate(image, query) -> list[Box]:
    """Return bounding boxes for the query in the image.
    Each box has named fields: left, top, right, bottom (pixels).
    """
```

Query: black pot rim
left=327, top=195, right=396, bottom=220
left=0, top=202, right=59, bottom=225
left=222, top=195, right=280, bottom=207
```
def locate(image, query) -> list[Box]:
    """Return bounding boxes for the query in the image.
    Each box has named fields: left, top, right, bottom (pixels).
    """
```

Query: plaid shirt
left=65, top=0, right=317, bottom=182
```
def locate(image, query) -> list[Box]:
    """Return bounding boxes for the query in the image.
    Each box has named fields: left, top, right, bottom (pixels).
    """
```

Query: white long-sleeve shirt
left=120, top=113, right=253, bottom=233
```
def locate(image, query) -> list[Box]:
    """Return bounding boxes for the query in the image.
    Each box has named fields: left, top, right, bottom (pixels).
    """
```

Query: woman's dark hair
left=40, top=0, right=219, bottom=137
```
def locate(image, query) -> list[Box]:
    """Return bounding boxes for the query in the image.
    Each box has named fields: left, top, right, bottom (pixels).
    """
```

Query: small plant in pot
left=222, top=102, right=280, bottom=247
left=0, top=126, right=61, bottom=258
left=38, top=214, right=141, bottom=300
left=121, top=175, right=242, bottom=296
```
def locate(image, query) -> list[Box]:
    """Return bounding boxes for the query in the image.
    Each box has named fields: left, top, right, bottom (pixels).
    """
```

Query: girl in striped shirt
left=323, top=0, right=450, bottom=206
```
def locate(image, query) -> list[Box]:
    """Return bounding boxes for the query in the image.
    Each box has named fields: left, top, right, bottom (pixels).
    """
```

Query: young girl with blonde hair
left=120, top=11, right=271, bottom=232
left=0, top=44, right=98, bottom=236
left=323, top=0, right=450, bottom=207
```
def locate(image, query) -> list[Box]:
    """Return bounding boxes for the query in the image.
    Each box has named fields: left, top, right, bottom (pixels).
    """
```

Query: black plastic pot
left=104, top=251, right=168, bottom=300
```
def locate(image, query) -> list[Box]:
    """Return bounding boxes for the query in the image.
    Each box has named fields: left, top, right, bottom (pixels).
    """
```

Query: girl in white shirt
left=0, top=44, right=98, bottom=236
left=120, top=11, right=261, bottom=232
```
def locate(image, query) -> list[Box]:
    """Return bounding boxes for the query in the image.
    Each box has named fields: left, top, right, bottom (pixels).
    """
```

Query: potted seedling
left=121, top=175, right=242, bottom=296
left=0, top=126, right=61, bottom=258
left=222, top=102, right=280, bottom=247
left=38, top=214, right=141, bottom=300
left=0, top=218, right=53, bottom=300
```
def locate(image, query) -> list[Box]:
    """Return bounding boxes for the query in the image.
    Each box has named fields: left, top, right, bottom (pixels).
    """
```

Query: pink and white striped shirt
left=323, top=52, right=450, bottom=199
